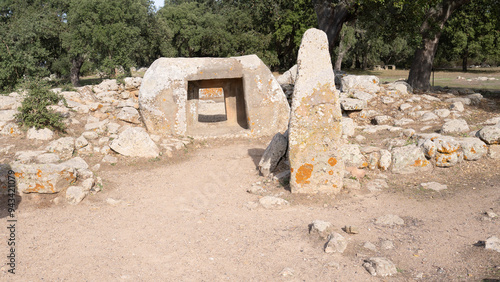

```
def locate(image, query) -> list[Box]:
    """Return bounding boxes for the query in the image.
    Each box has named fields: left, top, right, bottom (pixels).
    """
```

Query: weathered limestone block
left=391, top=145, right=431, bottom=174
left=45, top=137, right=75, bottom=160
left=340, top=98, right=367, bottom=111
left=363, top=257, right=398, bottom=277
left=289, top=29, right=344, bottom=194
left=139, top=54, right=289, bottom=137
left=459, top=137, right=488, bottom=161
left=27, top=127, right=54, bottom=140
left=324, top=232, right=348, bottom=253
left=341, top=75, right=381, bottom=93
left=258, top=132, right=287, bottom=177
left=0, top=163, right=77, bottom=194
left=441, top=119, right=469, bottom=134
left=340, top=144, right=366, bottom=168
left=109, top=127, right=159, bottom=158
left=276, top=64, right=298, bottom=85
left=117, top=107, right=141, bottom=124
left=477, top=126, right=500, bottom=144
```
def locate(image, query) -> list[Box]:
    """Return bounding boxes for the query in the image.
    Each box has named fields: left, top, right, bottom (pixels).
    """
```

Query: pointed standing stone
left=289, top=28, right=344, bottom=194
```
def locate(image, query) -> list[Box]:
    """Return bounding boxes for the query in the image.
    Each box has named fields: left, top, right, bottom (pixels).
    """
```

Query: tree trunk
left=462, top=48, right=469, bottom=72
left=407, top=0, right=471, bottom=91
left=70, top=56, right=84, bottom=87
left=312, top=0, right=356, bottom=52
left=334, top=31, right=346, bottom=70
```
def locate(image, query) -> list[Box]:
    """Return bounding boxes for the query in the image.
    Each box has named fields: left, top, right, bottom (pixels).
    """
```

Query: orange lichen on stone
left=332, top=184, right=337, bottom=188
left=412, top=159, right=429, bottom=167
left=14, top=172, right=23, bottom=178
left=36, top=169, right=42, bottom=178
left=361, top=162, right=368, bottom=168
left=328, top=157, right=337, bottom=166
left=471, top=147, right=476, bottom=153
left=328, top=170, right=333, bottom=175
left=26, top=183, right=44, bottom=193
left=296, top=163, right=313, bottom=185
left=373, top=79, right=377, bottom=84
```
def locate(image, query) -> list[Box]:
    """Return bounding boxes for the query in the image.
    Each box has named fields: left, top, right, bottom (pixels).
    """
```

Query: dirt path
left=1, top=140, right=499, bottom=281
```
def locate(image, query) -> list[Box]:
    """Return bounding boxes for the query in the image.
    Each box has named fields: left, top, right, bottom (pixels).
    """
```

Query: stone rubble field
left=0, top=35, right=499, bottom=280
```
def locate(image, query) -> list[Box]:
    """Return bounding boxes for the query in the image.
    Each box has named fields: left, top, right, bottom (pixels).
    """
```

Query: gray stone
left=341, top=75, right=380, bottom=93
left=14, top=150, right=44, bottom=164
left=379, top=149, right=391, bottom=170
left=82, top=131, right=99, bottom=140
left=421, top=94, right=441, bottom=102
left=259, top=132, right=287, bottom=177
left=341, top=117, right=355, bottom=137
left=483, top=116, right=500, bottom=125
left=381, top=97, right=394, bottom=104
left=109, top=127, right=159, bottom=158
left=102, top=155, right=118, bottom=164
left=391, top=145, right=431, bottom=174
left=309, top=220, right=334, bottom=239
left=459, top=137, right=488, bottom=161
left=62, top=157, right=89, bottom=170
left=399, top=103, right=412, bottom=111
left=363, top=257, right=398, bottom=277
left=324, top=232, right=347, bottom=253
left=394, top=118, right=414, bottom=126
left=489, top=145, right=500, bottom=159
left=0, top=163, right=76, bottom=194
left=124, top=77, right=142, bottom=90
left=432, top=136, right=462, bottom=167
left=0, top=110, right=16, bottom=122
left=340, top=98, right=367, bottom=111
left=0, top=123, right=21, bottom=136
left=450, top=102, right=464, bottom=112
left=75, top=134, right=89, bottom=148
left=106, top=122, right=121, bottom=134
left=485, top=236, right=500, bottom=253
left=477, top=126, right=500, bottom=144
left=434, top=109, right=451, bottom=118
left=117, top=107, right=141, bottom=124
left=387, top=81, right=412, bottom=95
left=0, top=96, right=18, bottom=110
left=279, top=267, right=295, bottom=277
left=81, top=178, right=95, bottom=192
left=96, top=79, right=120, bottom=92
left=27, top=127, right=54, bottom=140
left=340, top=144, right=365, bottom=168
left=353, top=90, right=374, bottom=101
left=84, top=119, right=109, bottom=134
left=420, top=112, right=439, bottom=122
left=441, top=119, right=469, bottom=134
left=45, top=137, right=75, bottom=160
left=373, top=115, right=392, bottom=125
left=445, top=97, right=471, bottom=105
left=375, top=214, right=404, bottom=226
left=276, top=64, right=298, bottom=85
left=289, top=28, right=343, bottom=194
left=259, top=196, right=289, bottom=209
left=139, top=55, right=289, bottom=137
left=66, top=186, right=87, bottom=204
left=35, top=153, right=60, bottom=164
left=421, top=182, right=447, bottom=191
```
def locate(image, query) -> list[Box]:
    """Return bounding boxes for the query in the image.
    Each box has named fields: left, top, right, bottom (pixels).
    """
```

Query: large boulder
left=288, top=28, right=344, bottom=194
left=45, top=137, right=75, bottom=160
left=139, top=55, right=289, bottom=138
left=109, top=127, right=160, bottom=158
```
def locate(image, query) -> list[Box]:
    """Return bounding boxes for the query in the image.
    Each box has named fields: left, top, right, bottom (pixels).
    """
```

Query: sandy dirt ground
left=0, top=138, right=499, bottom=281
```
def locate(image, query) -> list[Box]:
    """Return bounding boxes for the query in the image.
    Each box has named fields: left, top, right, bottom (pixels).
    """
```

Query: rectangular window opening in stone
left=186, top=78, right=249, bottom=136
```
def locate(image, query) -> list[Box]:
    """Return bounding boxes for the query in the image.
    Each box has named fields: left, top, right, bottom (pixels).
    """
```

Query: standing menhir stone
left=289, top=28, right=344, bottom=194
